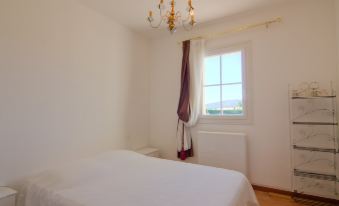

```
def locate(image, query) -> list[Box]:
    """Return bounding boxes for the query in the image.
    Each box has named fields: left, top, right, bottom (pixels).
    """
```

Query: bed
left=18, top=150, right=259, bottom=206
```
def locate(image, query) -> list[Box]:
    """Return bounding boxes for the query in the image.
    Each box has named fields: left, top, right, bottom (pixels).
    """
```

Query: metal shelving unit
left=289, top=82, right=338, bottom=200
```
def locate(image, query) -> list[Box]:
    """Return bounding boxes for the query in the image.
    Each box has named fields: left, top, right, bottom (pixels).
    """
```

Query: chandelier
left=147, top=0, right=196, bottom=34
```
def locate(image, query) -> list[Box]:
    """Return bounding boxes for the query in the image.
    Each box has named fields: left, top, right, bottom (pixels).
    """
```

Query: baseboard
left=252, top=185, right=292, bottom=196
left=252, top=184, right=339, bottom=204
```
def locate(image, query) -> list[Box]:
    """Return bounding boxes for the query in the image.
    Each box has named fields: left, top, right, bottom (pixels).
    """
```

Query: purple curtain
left=177, top=40, right=193, bottom=160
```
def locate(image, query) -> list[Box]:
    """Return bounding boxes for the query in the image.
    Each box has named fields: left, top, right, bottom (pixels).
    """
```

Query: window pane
left=222, top=84, right=243, bottom=116
left=204, top=56, right=220, bottom=85
left=222, top=51, right=242, bottom=84
left=204, top=86, right=221, bottom=116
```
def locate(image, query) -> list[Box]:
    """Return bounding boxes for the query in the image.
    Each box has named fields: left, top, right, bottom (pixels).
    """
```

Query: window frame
left=199, top=42, right=251, bottom=125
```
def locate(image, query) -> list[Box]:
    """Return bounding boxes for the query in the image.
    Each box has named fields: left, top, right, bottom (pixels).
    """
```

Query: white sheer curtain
left=177, top=39, right=205, bottom=154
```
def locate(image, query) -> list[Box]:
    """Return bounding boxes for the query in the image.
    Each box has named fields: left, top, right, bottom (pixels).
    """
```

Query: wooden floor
left=255, top=191, right=336, bottom=206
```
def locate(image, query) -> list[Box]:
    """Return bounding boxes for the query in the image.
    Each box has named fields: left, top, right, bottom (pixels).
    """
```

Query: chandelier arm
left=181, top=20, right=194, bottom=31
left=166, top=10, right=171, bottom=18
left=149, top=17, right=165, bottom=28
left=176, top=11, right=181, bottom=19
left=159, top=6, right=166, bottom=19
left=181, top=9, right=192, bottom=22
left=181, top=13, right=194, bottom=31
left=181, top=13, right=195, bottom=31
left=148, top=5, right=167, bottom=28
left=181, top=16, right=190, bottom=25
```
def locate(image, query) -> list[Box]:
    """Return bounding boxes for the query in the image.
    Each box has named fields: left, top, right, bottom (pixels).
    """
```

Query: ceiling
left=78, top=0, right=291, bottom=35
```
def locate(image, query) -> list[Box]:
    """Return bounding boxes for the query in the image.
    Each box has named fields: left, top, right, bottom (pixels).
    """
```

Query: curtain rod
left=177, top=17, right=282, bottom=44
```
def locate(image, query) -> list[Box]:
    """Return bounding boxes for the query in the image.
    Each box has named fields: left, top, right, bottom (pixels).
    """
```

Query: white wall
left=149, top=0, right=338, bottom=190
left=336, top=1, right=339, bottom=99
left=0, top=0, right=149, bottom=186
left=126, top=35, right=150, bottom=150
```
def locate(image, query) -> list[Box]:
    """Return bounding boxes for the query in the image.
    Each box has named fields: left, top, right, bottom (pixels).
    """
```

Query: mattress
left=19, top=150, right=259, bottom=206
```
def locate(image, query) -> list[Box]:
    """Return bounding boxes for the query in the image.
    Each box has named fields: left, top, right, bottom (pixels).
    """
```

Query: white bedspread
left=19, top=150, right=258, bottom=206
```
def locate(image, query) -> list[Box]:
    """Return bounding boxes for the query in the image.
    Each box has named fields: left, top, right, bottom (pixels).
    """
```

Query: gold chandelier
left=147, top=0, right=196, bottom=34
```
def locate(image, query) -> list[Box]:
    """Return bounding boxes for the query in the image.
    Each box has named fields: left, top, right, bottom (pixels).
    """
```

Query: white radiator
left=197, top=131, right=248, bottom=176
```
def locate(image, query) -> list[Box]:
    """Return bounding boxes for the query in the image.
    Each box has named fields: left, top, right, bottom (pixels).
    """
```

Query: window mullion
left=220, top=82, right=242, bottom=86
left=204, top=84, right=223, bottom=87
left=220, top=55, right=223, bottom=116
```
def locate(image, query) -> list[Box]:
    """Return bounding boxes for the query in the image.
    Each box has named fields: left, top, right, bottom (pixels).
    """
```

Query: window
left=202, top=44, right=249, bottom=122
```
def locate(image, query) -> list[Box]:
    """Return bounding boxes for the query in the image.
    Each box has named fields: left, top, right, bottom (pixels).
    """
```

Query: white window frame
left=199, top=42, right=252, bottom=125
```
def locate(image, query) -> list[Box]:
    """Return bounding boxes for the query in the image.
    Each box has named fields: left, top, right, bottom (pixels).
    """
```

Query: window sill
left=198, top=115, right=252, bottom=125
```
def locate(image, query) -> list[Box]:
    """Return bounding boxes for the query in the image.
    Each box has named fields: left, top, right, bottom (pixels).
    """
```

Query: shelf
left=294, top=150, right=336, bottom=176
left=292, top=96, right=336, bottom=99
left=293, top=145, right=336, bottom=153
left=293, top=122, right=338, bottom=126
left=290, top=83, right=338, bottom=200
left=293, top=177, right=338, bottom=200
left=294, top=169, right=337, bottom=181
left=291, top=124, right=337, bottom=151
